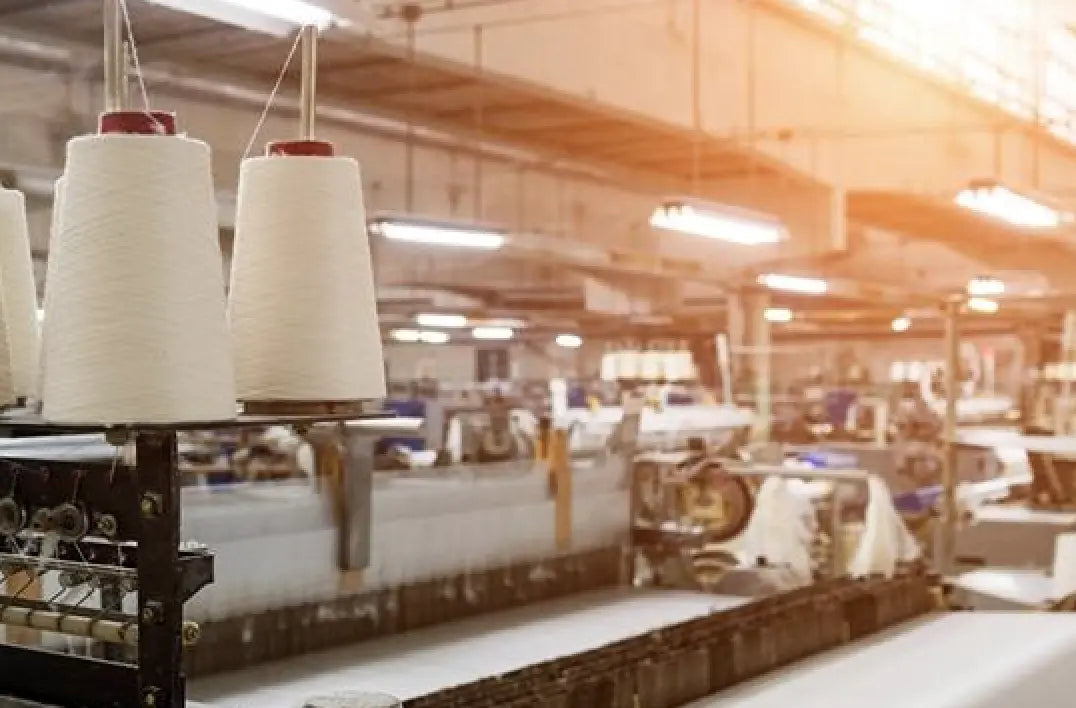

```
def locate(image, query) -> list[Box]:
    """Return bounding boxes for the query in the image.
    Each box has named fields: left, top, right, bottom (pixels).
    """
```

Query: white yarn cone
left=0, top=276, right=15, bottom=407
left=228, top=155, right=385, bottom=403
left=38, top=177, right=64, bottom=402
left=0, top=188, right=41, bottom=399
left=42, top=133, right=236, bottom=423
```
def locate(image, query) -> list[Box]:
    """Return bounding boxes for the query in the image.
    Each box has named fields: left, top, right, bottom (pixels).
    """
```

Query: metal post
left=136, top=430, right=183, bottom=708
left=938, top=295, right=961, bottom=574
left=121, top=40, right=134, bottom=110
left=1058, top=310, right=1076, bottom=434
left=716, top=333, right=733, bottom=405
left=299, top=25, right=318, bottom=140
left=103, top=0, right=124, bottom=112
left=752, top=292, right=772, bottom=442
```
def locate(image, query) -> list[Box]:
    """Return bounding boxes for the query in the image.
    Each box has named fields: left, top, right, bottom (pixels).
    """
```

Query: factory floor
left=689, top=613, right=1076, bottom=708
left=190, top=588, right=744, bottom=707
left=192, top=589, right=1076, bottom=708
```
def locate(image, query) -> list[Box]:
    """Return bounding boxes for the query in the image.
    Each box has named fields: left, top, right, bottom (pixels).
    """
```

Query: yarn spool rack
left=0, top=412, right=390, bottom=708
left=0, top=6, right=391, bottom=708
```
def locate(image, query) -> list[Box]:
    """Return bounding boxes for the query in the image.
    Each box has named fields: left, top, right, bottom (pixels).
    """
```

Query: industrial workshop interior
left=8, top=0, right=1076, bottom=706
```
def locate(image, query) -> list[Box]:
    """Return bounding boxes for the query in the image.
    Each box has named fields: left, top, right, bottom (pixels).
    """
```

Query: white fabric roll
left=639, top=348, right=661, bottom=380
left=0, top=189, right=39, bottom=399
left=1053, top=532, right=1076, bottom=600
left=599, top=350, right=618, bottom=382
left=617, top=348, right=640, bottom=380
left=42, top=134, right=236, bottom=423
left=849, top=474, right=920, bottom=578
left=228, top=155, right=385, bottom=402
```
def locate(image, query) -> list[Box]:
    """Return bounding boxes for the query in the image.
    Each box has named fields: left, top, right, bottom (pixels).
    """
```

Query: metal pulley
left=679, top=460, right=754, bottom=543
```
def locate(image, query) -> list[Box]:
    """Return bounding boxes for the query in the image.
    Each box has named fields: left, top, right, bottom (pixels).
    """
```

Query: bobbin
left=98, top=110, right=176, bottom=136
left=234, top=23, right=381, bottom=416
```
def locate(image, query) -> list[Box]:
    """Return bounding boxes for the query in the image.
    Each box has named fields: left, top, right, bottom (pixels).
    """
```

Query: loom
left=947, top=429, right=1076, bottom=610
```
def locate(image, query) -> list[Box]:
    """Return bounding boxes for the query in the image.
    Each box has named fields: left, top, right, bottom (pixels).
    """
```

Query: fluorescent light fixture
left=757, top=273, right=828, bottom=295
left=891, top=315, right=912, bottom=333
left=954, top=183, right=1065, bottom=229
left=472, top=326, right=514, bottom=341
left=144, top=0, right=337, bottom=37
left=370, top=216, right=506, bottom=250
left=418, top=330, right=449, bottom=344
left=967, top=276, right=1005, bottom=297
left=764, top=307, right=794, bottom=323
left=415, top=313, right=468, bottom=328
left=967, top=297, right=1000, bottom=314
left=650, top=200, right=787, bottom=246
left=481, top=318, right=527, bottom=329
left=556, top=333, right=583, bottom=349
left=391, top=328, right=449, bottom=344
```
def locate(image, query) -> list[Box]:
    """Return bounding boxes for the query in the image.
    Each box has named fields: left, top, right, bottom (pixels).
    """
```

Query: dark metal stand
left=0, top=412, right=386, bottom=708
left=136, top=431, right=182, bottom=707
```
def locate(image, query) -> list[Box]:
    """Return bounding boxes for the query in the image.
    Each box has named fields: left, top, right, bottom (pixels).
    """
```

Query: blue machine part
left=798, top=450, right=860, bottom=469
left=894, top=484, right=942, bottom=513
left=379, top=399, right=429, bottom=454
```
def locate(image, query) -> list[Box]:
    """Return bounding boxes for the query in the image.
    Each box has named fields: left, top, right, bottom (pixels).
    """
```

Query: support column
left=728, top=289, right=771, bottom=441
left=938, top=296, right=961, bottom=575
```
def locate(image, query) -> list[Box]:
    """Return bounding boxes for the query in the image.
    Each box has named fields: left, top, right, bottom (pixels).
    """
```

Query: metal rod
left=0, top=553, right=134, bottom=580
left=102, top=0, right=124, bottom=112
left=299, top=24, right=318, bottom=140
left=939, top=295, right=961, bottom=574
left=721, top=462, right=871, bottom=482
left=0, top=605, right=137, bottom=645
left=121, top=40, right=133, bottom=109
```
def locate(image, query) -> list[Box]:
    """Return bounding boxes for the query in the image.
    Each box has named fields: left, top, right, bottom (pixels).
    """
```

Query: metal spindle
left=300, top=25, right=318, bottom=139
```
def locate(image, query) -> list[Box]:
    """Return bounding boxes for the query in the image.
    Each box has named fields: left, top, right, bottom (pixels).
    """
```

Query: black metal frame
left=0, top=412, right=386, bottom=708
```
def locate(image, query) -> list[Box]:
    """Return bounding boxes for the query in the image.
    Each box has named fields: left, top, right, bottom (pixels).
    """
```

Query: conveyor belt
left=690, top=613, right=1076, bottom=707
left=190, top=589, right=739, bottom=707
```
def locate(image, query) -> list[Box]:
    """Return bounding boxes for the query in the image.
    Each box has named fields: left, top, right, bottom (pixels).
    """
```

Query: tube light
left=370, top=217, right=506, bottom=250
left=472, top=326, right=514, bottom=341
left=891, top=316, right=912, bottom=333
left=967, top=297, right=1000, bottom=314
left=415, top=313, right=467, bottom=328
left=650, top=201, right=787, bottom=246
left=391, top=328, right=422, bottom=342
left=757, top=273, right=828, bottom=295
left=419, top=330, right=449, bottom=344
left=556, top=333, right=583, bottom=349
left=954, top=184, right=1064, bottom=229
left=144, top=0, right=337, bottom=37
left=764, top=307, right=794, bottom=323
left=391, top=328, right=449, bottom=344
left=967, top=276, right=1005, bottom=297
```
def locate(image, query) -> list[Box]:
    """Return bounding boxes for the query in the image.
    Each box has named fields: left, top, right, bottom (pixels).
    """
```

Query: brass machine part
left=0, top=599, right=201, bottom=647
left=0, top=605, right=137, bottom=645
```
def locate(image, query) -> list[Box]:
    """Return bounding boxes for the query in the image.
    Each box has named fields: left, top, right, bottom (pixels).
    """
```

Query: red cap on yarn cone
left=266, top=139, right=335, bottom=157
left=98, top=111, right=177, bottom=136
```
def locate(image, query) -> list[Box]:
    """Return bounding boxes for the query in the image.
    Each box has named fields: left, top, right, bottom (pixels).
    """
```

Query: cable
left=242, top=30, right=304, bottom=160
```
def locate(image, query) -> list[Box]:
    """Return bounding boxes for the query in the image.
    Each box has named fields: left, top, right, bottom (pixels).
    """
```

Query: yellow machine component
left=679, top=462, right=754, bottom=542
